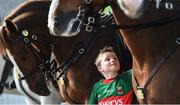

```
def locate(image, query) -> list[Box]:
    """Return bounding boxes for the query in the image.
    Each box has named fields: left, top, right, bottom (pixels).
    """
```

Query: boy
left=89, top=46, right=134, bottom=104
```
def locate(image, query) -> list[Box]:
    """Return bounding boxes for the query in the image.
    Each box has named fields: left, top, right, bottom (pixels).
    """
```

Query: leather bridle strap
left=94, top=14, right=180, bottom=29
left=18, top=77, right=41, bottom=104
left=134, top=40, right=179, bottom=104
left=84, top=0, right=109, bottom=13
left=17, top=30, right=53, bottom=82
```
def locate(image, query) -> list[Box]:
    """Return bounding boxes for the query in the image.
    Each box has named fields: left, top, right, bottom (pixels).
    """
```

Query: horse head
left=0, top=19, right=52, bottom=96
left=48, top=0, right=108, bottom=37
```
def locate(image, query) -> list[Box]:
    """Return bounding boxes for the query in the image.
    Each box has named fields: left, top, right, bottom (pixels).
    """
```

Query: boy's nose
left=111, top=58, right=115, bottom=62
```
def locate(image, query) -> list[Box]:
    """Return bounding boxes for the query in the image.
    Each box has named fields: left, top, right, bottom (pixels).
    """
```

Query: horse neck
left=4, top=0, right=51, bottom=21
left=111, top=5, right=178, bottom=72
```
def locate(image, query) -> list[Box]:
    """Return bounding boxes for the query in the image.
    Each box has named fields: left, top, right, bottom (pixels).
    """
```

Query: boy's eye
left=113, top=57, right=117, bottom=60
left=105, top=58, right=110, bottom=61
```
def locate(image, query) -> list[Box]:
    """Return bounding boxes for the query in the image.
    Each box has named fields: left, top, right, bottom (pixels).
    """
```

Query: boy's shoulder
left=122, top=69, right=132, bottom=76
left=120, top=69, right=132, bottom=80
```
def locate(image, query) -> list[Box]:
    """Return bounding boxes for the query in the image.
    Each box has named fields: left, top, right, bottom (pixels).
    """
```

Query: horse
left=1, top=0, right=132, bottom=104
left=48, top=0, right=180, bottom=104
left=0, top=0, right=63, bottom=104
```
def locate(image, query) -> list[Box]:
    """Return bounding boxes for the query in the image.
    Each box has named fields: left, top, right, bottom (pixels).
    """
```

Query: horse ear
left=5, top=19, right=18, bottom=33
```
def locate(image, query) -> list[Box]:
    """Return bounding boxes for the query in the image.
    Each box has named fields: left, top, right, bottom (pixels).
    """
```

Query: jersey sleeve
left=88, top=83, right=98, bottom=104
left=122, top=69, right=132, bottom=87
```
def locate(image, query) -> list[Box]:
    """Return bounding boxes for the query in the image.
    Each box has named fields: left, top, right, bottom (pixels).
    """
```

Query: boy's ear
left=98, top=66, right=103, bottom=72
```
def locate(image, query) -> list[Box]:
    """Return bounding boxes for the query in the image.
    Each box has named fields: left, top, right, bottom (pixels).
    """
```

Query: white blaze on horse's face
left=117, top=0, right=144, bottom=19
left=48, top=0, right=79, bottom=37
left=48, top=0, right=60, bottom=36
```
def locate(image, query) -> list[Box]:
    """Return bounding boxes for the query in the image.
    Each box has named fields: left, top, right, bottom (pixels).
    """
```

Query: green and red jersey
left=89, top=69, right=133, bottom=105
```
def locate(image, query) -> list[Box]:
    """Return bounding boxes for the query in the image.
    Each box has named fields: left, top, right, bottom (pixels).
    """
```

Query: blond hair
left=95, top=46, right=115, bottom=67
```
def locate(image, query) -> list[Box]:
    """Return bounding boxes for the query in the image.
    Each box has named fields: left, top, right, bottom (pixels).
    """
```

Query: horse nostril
left=54, top=17, right=60, bottom=27
left=37, top=85, right=50, bottom=96
left=54, top=20, right=59, bottom=27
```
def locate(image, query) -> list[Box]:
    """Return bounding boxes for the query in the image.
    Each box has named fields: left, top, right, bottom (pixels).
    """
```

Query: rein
left=52, top=31, right=97, bottom=104
left=95, top=14, right=180, bottom=29
left=18, top=72, right=41, bottom=104
left=134, top=41, right=180, bottom=104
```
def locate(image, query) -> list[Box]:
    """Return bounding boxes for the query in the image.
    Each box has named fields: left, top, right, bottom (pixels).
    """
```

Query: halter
left=15, top=29, right=61, bottom=103
left=16, top=30, right=54, bottom=82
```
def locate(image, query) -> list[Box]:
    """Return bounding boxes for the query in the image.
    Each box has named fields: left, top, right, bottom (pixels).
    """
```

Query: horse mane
left=3, top=0, right=51, bottom=21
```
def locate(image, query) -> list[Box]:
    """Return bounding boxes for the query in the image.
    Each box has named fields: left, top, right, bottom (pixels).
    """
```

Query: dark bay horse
left=0, top=0, right=132, bottom=104
left=48, top=0, right=180, bottom=104
left=0, top=0, right=63, bottom=104
left=0, top=0, right=53, bottom=96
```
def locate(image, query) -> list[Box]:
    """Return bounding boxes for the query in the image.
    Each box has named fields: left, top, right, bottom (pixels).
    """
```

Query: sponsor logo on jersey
left=117, top=86, right=124, bottom=95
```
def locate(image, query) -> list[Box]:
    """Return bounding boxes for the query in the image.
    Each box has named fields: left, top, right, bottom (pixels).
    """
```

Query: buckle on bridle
left=88, top=17, right=95, bottom=23
left=79, top=48, right=85, bottom=54
left=136, top=87, right=147, bottom=100
left=23, top=37, right=29, bottom=43
left=176, top=38, right=180, bottom=44
left=86, top=25, right=93, bottom=32
left=32, top=35, right=38, bottom=40
left=39, top=63, right=44, bottom=69
left=165, top=2, right=173, bottom=10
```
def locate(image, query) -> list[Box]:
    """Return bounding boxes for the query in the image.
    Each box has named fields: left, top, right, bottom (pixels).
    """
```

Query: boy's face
left=98, top=52, right=120, bottom=73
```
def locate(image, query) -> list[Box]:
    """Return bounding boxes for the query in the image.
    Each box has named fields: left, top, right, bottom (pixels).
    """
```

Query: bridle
left=5, top=28, right=59, bottom=104
left=80, top=0, right=180, bottom=104
left=15, top=29, right=55, bottom=83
